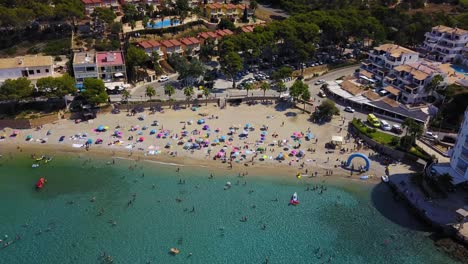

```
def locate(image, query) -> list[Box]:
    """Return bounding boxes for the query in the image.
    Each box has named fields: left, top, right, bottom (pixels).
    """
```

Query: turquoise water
left=146, top=19, right=180, bottom=29
left=0, top=152, right=458, bottom=264
left=450, top=64, right=468, bottom=76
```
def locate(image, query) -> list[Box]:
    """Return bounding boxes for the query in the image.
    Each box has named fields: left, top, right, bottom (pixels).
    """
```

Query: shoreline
left=1, top=141, right=380, bottom=186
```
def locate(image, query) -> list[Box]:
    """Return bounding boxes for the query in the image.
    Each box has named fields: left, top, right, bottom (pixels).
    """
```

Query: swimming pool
left=450, top=64, right=468, bottom=76
left=146, top=19, right=180, bottom=29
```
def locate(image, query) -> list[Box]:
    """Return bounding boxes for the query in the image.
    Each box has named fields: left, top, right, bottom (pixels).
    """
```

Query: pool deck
left=438, top=63, right=468, bottom=84
left=122, top=15, right=199, bottom=34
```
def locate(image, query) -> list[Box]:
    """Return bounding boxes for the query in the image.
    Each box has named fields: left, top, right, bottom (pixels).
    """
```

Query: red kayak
left=36, top=178, right=46, bottom=189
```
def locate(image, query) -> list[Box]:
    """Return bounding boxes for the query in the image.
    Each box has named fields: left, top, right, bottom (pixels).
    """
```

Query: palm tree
left=245, top=83, right=253, bottom=97
left=129, top=20, right=136, bottom=31
left=121, top=89, right=131, bottom=112
left=260, top=82, right=270, bottom=100
left=425, top=74, right=444, bottom=95
left=164, top=84, right=175, bottom=100
left=145, top=86, right=156, bottom=101
left=150, top=19, right=156, bottom=28
left=202, top=86, right=210, bottom=106
left=183, top=86, right=194, bottom=107
left=300, top=88, right=311, bottom=113
left=142, top=16, right=149, bottom=28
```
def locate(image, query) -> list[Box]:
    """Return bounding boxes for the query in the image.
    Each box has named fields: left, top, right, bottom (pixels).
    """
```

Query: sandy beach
left=0, top=102, right=400, bottom=182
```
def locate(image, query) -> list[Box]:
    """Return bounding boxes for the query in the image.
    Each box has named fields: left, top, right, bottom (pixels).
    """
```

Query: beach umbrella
left=215, top=128, right=221, bottom=132
left=138, top=137, right=145, bottom=142
left=290, top=150, right=297, bottom=156
left=261, top=131, right=268, bottom=136
left=197, top=119, right=205, bottom=124
left=277, top=153, right=284, bottom=160
left=104, top=126, right=109, bottom=130
left=165, top=142, right=172, bottom=148
left=26, top=135, right=32, bottom=140
left=87, top=138, right=93, bottom=144
left=97, top=125, right=104, bottom=131
left=220, top=135, right=227, bottom=141
left=298, top=150, right=305, bottom=157
left=262, top=155, right=268, bottom=160
left=150, top=129, right=156, bottom=135
left=203, top=125, right=209, bottom=130
left=245, top=123, right=251, bottom=128
left=257, top=147, right=265, bottom=151
left=192, top=143, right=200, bottom=149
left=156, top=133, right=163, bottom=138
left=183, top=143, right=192, bottom=150
left=196, top=138, right=204, bottom=143
left=306, top=133, right=314, bottom=140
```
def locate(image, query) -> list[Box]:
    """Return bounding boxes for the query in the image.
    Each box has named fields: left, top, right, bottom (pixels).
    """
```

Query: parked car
left=425, top=131, right=439, bottom=139
left=158, top=75, right=169, bottom=82
left=314, top=79, right=325, bottom=85
left=392, top=124, right=403, bottom=134
left=318, top=90, right=326, bottom=98
left=380, top=120, right=391, bottom=131
left=344, top=106, right=355, bottom=113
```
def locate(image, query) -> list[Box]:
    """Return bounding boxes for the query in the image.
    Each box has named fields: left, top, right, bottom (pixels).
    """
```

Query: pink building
left=96, top=51, right=127, bottom=82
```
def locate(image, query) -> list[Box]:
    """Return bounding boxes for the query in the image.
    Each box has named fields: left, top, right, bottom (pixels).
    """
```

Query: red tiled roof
left=179, top=38, right=193, bottom=45
left=138, top=41, right=152, bottom=49
left=222, top=29, right=234, bottom=35
left=188, top=37, right=200, bottom=44
left=207, top=3, right=223, bottom=9
left=198, top=32, right=210, bottom=39
left=215, top=30, right=227, bottom=37
left=241, top=27, right=253, bottom=33
left=147, top=40, right=161, bottom=47
left=82, top=0, right=102, bottom=4
left=169, top=39, right=182, bottom=46
left=225, top=3, right=237, bottom=9
left=96, top=51, right=124, bottom=66
left=237, top=4, right=246, bottom=9
left=207, top=32, right=218, bottom=38
left=161, top=40, right=174, bottom=48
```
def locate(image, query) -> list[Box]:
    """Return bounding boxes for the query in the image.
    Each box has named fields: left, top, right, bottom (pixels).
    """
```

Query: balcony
left=461, top=152, right=468, bottom=163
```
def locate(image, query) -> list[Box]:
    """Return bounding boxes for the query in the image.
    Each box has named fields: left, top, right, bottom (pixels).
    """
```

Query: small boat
left=170, top=248, right=180, bottom=255
left=381, top=175, right=389, bottom=183
left=44, top=157, right=53, bottom=163
left=35, top=156, right=45, bottom=161
left=32, top=164, right=40, bottom=168
left=36, top=177, right=46, bottom=189
left=359, top=175, right=369, bottom=180
left=289, top=192, right=299, bottom=205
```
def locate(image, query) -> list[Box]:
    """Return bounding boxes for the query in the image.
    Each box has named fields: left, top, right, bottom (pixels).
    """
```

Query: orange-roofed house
left=205, top=3, right=223, bottom=21
left=82, top=0, right=119, bottom=16
left=137, top=40, right=164, bottom=58
left=180, top=38, right=201, bottom=55
left=222, top=3, right=238, bottom=20
left=161, top=39, right=183, bottom=57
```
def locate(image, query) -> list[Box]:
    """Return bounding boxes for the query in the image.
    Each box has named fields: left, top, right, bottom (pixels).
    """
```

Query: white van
left=381, top=120, right=391, bottom=131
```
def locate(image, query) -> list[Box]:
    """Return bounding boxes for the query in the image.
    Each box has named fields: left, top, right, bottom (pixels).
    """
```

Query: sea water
left=0, top=152, right=458, bottom=264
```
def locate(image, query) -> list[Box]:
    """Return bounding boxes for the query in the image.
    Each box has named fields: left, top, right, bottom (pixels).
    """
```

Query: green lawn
left=351, top=118, right=397, bottom=146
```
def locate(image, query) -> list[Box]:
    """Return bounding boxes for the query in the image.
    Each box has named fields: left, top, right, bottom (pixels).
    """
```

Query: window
left=28, top=70, right=34, bottom=75
left=45, top=69, right=49, bottom=73
left=86, top=66, right=95, bottom=71
left=36, top=69, right=41, bottom=73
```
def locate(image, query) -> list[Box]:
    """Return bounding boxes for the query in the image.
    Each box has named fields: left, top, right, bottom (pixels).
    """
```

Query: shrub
left=390, top=136, right=399, bottom=146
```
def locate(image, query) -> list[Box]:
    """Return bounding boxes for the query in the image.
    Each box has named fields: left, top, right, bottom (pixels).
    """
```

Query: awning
left=384, top=86, right=401, bottom=96
left=114, top=73, right=124, bottom=78
left=331, top=136, right=343, bottom=144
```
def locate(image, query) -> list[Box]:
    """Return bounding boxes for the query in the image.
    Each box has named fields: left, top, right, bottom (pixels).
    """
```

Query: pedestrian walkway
left=416, top=139, right=450, bottom=163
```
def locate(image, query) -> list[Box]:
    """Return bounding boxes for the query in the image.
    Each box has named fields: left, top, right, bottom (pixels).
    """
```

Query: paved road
left=112, top=65, right=404, bottom=130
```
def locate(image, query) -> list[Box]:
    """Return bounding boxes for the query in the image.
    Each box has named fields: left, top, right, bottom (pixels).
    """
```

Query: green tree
left=271, top=67, right=293, bottom=82
left=289, top=80, right=308, bottom=101
left=313, top=99, right=339, bottom=122
left=164, top=84, right=176, bottom=100
left=425, top=74, right=444, bottom=95
left=276, top=81, right=287, bottom=94
left=202, top=86, right=210, bottom=105
left=92, top=7, right=116, bottom=24
left=36, top=74, right=76, bottom=98
left=260, top=81, right=270, bottom=99
left=126, top=45, right=150, bottom=81
left=121, top=89, right=131, bottom=104
left=249, top=0, right=258, bottom=11
left=218, top=18, right=236, bottom=31
left=183, top=86, right=194, bottom=107
left=145, top=86, right=156, bottom=101
left=129, top=20, right=136, bottom=31
left=142, top=16, right=149, bottom=28
left=81, top=78, right=108, bottom=106
left=245, top=83, right=254, bottom=97
left=0, top=77, right=33, bottom=101
left=176, top=0, right=190, bottom=11
left=220, top=51, right=243, bottom=89
left=109, top=22, right=123, bottom=34
left=300, top=88, right=311, bottom=112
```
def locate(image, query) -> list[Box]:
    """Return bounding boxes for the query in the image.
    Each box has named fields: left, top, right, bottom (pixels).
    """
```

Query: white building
left=384, top=60, right=447, bottom=104
left=0, top=55, right=54, bottom=83
left=73, top=52, right=99, bottom=84
left=450, top=108, right=468, bottom=182
left=421, top=25, right=468, bottom=65
left=360, top=44, right=420, bottom=82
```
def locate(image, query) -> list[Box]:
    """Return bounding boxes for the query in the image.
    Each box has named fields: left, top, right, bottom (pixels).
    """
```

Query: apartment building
left=0, top=56, right=54, bottom=83
left=73, top=51, right=126, bottom=84
left=360, top=44, right=420, bottom=82
left=384, top=60, right=447, bottom=104
left=73, top=52, right=99, bottom=84
left=449, top=108, right=468, bottom=182
left=421, top=25, right=468, bottom=64
left=205, top=3, right=246, bottom=21
left=179, top=37, right=201, bottom=55
left=96, top=51, right=127, bottom=82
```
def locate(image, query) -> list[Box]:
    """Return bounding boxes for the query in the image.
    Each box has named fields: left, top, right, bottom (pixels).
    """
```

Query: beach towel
left=72, top=144, right=83, bottom=148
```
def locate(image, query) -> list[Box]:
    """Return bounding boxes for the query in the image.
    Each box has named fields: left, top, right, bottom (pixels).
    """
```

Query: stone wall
left=0, top=112, right=70, bottom=130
